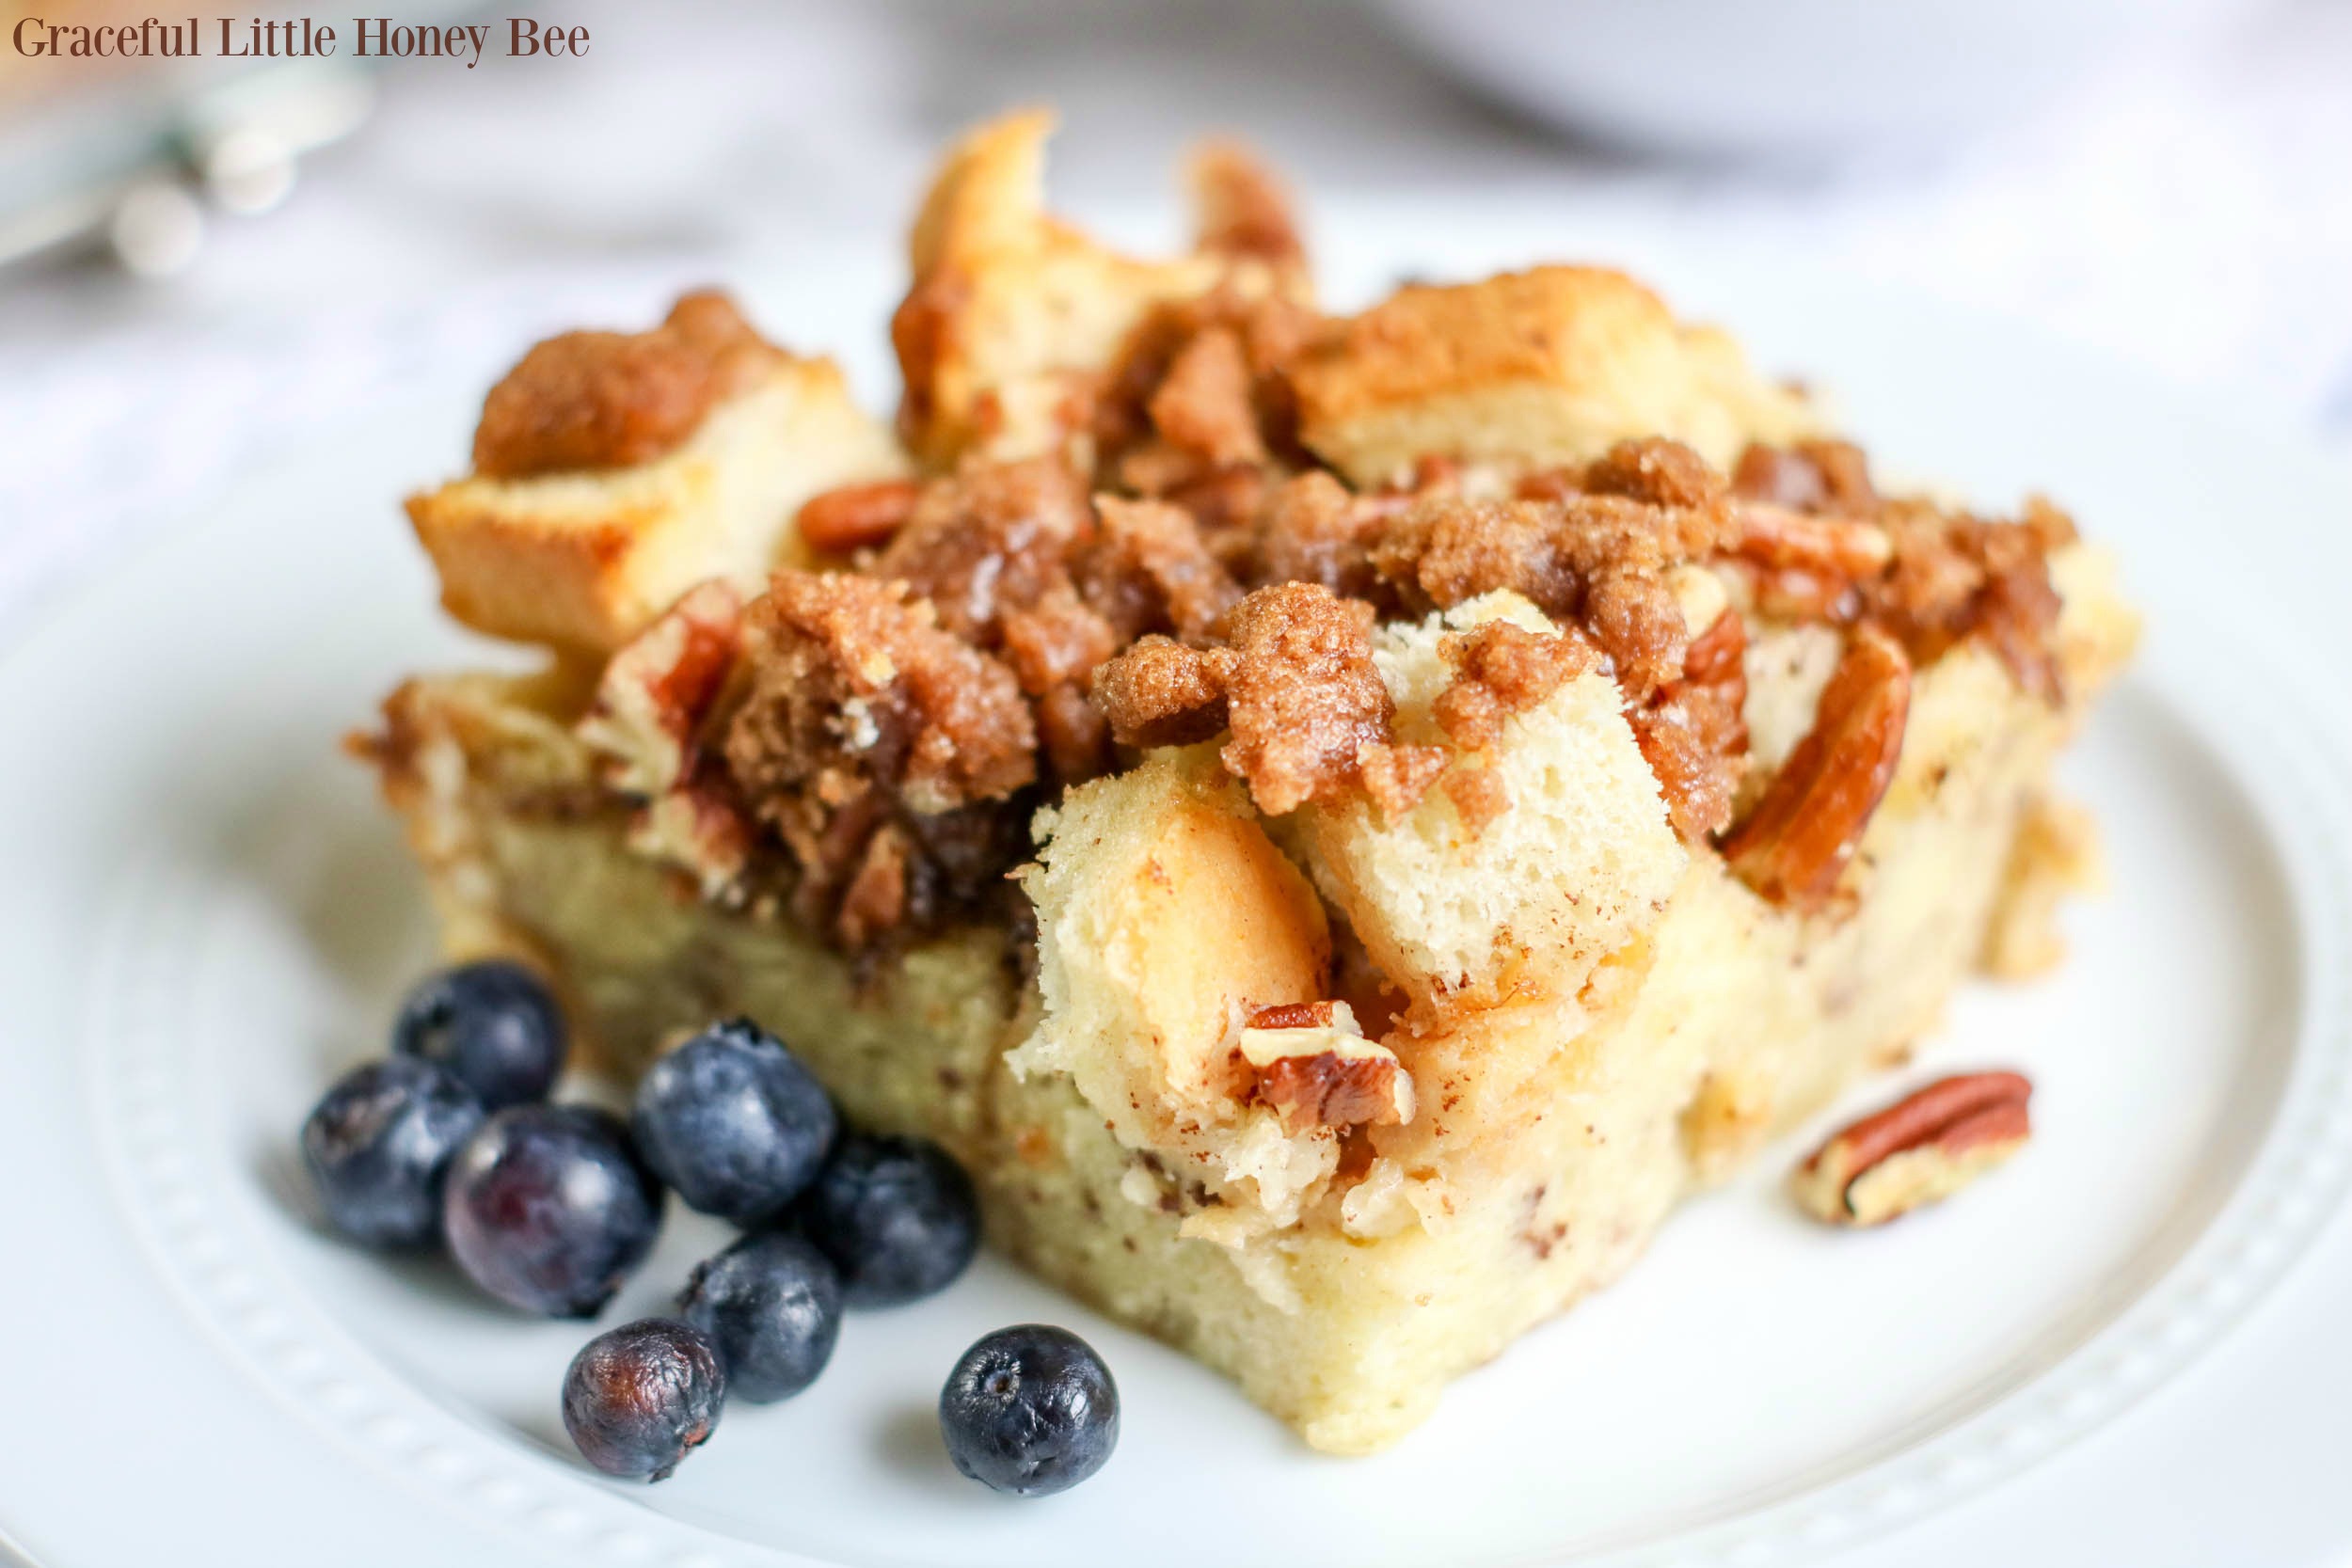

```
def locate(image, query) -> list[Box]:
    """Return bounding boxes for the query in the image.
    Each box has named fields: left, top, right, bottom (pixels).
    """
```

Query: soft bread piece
left=1285, top=591, right=1687, bottom=1011
left=407, top=355, right=909, bottom=655
left=893, top=108, right=1308, bottom=468
left=1289, top=265, right=1819, bottom=486
left=1010, top=747, right=1353, bottom=1227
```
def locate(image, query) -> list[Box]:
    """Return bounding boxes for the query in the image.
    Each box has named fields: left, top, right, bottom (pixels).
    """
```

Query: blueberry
left=300, top=1057, right=485, bottom=1249
left=392, top=959, right=567, bottom=1110
left=677, top=1233, right=842, bottom=1403
left=630, top=1019, right=836, bottom=1226
left=795, top=1133, right=979, bottom=1307
left=939, top=1325, right=1119, bottom=1497
left=562, top=1318, right=726, bottom=1481
left=442, top=1104, right=663, bottom=1318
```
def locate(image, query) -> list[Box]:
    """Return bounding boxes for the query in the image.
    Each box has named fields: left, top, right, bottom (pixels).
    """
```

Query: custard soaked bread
left=362, top=113, right=2138, bottom=1452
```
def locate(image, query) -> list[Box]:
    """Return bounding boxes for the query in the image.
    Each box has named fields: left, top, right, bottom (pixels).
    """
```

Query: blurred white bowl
left=1373, top=0, right=2260, bottom=161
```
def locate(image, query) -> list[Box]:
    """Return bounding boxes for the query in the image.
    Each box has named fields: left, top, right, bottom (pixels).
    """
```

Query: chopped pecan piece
left=1237, top=1001, right=1414, bottom=1133
left=1865, top=501, right=2066, bottom=704
left=577, top=579, right=744, bottom=797
left=1731, top=440, right=1877, bottom=513
left=1792, top=1071, right=2032, bottom=1226
left=1800, top=440, right=1878, bottom=511
left=796, top=477, right=923, bottom=554
left=626, top=782, right=755, bottom=899
left=1246, top=1001, right=1334, bottom=1031
left=1722, top=625, right=1910, bottom=906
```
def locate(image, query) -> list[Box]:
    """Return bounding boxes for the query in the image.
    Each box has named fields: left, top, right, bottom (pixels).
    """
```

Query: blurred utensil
left=0, top=55, right=375, bottom=277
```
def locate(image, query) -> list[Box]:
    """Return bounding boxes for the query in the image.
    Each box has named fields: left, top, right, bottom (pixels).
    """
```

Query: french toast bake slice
left=360, top=113, right=2137, bottom=1453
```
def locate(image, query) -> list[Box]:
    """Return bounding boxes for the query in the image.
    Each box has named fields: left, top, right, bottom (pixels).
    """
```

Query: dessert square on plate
left=360, top=109, right=2137, bottom=1453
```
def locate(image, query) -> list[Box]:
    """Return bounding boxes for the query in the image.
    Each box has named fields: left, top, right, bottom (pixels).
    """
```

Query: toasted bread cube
left=1287, top=592, right=1687, bottom=1011
left=894, top=108, right=1308, bottom=468
left=1289, top=265, right=1819, bottom=488
left=1012, top=747, right=1346, bottom=1225
left=407, top=354, right=909, bottom=655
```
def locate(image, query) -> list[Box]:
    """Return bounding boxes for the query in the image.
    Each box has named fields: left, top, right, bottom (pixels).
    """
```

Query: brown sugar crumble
left=471, top=290, right=785, bottom=479
left=1630, top=607, right=1751, bottom=840
left=500, top=269, right=2077, bottom=956
left=721, top=571, right=1038, bottom=945
left=1433, top=620, right=1595, bottom=751
left=713, top=435, right=2063, bottom=947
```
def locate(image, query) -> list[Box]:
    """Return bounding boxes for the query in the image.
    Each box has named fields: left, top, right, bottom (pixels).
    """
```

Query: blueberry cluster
left=299, top=963, right=1117, bottom=1494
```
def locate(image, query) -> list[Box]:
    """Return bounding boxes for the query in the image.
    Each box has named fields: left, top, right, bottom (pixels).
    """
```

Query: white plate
left=5, top=209, right=2352, bottom=1568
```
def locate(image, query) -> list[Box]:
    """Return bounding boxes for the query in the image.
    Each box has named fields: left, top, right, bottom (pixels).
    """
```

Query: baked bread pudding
left=358, top=109, right=2138, bottom=1453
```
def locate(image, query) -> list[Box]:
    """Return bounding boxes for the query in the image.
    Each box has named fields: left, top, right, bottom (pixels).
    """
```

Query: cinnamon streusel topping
left=471, top=290, right=785, bottom=479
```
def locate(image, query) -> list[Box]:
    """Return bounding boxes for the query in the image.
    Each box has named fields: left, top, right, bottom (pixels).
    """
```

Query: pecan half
left=1722, top=623, right=1911, bottom=908
left=1792, top=1071, right=2031, bottom=1226
left=1732, top=501, right=1893, bottom=579
left=795, top=477, right=923, bottom=555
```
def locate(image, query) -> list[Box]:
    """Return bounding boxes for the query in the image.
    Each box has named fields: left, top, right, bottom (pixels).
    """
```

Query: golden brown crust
left=407, top=344, right=911, bottom=656
left=1289, top=266, right=1819, bottom=483
left=890, top=110, right=1311, bottom=470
